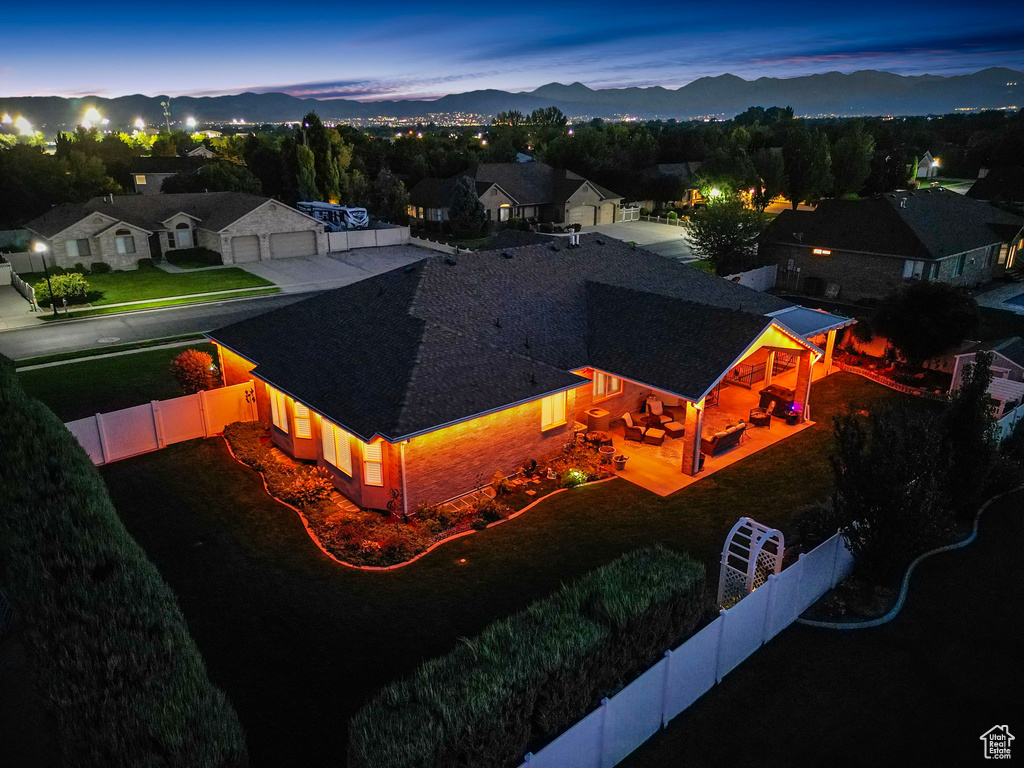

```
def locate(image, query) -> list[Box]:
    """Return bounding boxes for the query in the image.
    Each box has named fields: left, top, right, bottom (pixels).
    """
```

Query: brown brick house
left=761, top=189, right=1024, bottom=302
left=407, top=162, right=622, bottom=227
left=208, top=235, right=851, bottom=512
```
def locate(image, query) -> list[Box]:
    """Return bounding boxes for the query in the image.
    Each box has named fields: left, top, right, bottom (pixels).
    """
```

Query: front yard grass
left=96, top=372, right=915, bottom=766
left=22, top=264, right=273, bottom=306
left=18, top=342, right=215, bottom=421
left=38, top=286, right=280, bottom=320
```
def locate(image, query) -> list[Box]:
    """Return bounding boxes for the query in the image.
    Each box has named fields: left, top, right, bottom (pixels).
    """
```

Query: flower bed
left=223, top=422, right=616, bottom=568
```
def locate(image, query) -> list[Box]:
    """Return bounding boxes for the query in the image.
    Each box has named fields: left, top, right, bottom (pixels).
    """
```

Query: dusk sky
left=4, top=0, right=1023, bottom=100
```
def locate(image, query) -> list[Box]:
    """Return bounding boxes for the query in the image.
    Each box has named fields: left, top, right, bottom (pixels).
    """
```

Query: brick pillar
left=823, top=330, right=837, bottom=375
left=794, top=350, right=813, bottom=422
left=765, top=350, right=776, bottom=386
left=681, top=398, right=704, bottom=476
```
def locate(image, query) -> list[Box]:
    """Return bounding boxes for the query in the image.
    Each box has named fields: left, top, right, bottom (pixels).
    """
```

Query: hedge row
left=0, top=355, right=248, bottom=767
left=349, top=546, right=709, bottom=768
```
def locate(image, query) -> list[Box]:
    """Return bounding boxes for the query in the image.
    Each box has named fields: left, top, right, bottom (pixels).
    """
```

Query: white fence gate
left=327, top=224, right=410, bottom=252
left=65, top=382, right=257, bottom=465
left=616, top=206, right=641, bottom=223
left=519, top=532, right=854, bottom=768
left=996, top=402, right=1024, bottom=442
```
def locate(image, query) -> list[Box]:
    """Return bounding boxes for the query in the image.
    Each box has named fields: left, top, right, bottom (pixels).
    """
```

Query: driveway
left=582, top=220, right=696, bottom=261
left=238, top=246, right=430, bottom=293
left=0, top=285, right=37, bottom=331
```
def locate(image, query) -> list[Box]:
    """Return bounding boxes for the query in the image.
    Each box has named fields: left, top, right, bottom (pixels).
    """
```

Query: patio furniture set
left=622, top=396, right=686, bottom=446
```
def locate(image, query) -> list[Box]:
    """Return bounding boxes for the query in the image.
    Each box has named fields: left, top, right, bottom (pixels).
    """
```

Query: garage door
left=598, top=203, right=615, bottom=224
left=567, top=205, right=596, bottom=226
left=269, top=230, right=317, bottom=259
left=231, top=235, right=260, bottom=263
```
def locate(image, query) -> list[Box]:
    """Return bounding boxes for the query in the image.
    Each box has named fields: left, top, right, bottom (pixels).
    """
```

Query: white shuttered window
left=293, top=402, right=311, bottom=438
left=540, top=391, right=567, bottom=431
left=592, top=371, right=622, bottom=401
left=268, top=386, right=288, bottom=433
left=363, top=441, right=384, bottom=486
left=320, top=419, right=353, bottom=476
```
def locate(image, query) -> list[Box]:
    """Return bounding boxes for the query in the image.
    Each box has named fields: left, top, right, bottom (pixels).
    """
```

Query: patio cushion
left=623, top=412, right=634, bottom=427
left=645, top=428, right=665, bottom=439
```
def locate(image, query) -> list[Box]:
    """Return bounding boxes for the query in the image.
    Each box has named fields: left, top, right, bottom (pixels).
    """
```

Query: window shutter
left=553, top=391, right=566, bottom=425
left=321, top=420, right=336, bottom=466
left=363, top=441, right=383, bottom=486
left=294, top=402, right=311, bottom=438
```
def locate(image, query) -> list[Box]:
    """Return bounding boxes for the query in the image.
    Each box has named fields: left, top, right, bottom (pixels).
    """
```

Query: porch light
left=812, top=248, right=831, bottom=255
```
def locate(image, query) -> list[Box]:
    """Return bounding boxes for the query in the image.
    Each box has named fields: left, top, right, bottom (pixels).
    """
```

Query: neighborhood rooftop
left=25, top=191, right=277, bottom=237
left=764, top=187, right=1024, bottom=260
left=208, top=234, right=808, bottom=442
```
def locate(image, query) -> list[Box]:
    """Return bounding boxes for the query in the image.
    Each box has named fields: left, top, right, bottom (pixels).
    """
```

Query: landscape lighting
left=14, top=116, right=33, bottom=135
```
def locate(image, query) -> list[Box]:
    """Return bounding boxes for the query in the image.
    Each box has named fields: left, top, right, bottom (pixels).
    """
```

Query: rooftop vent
left=403, top=264, right=416, bottom=273
left=596, top=238, right=606, bottom=245
left=444, top=255, right=457, bottom=265
left=567, top=232, right=581, bottom=247
left=899, top=198, right=907, bottom=208
left=501, top=251, right=513, bottom=259
left=550, top=244, right=560, bottom=252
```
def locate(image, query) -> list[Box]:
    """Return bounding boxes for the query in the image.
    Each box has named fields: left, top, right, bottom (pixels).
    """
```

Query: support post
left=794, top=350, right=813, bottom=423
left=151, top=400, right=166, bottom=449
left=823, top=329, right=837, bottom=375
left=198, top=388, right=211, bottom=437
left=765, top=349, right=776, bottom=386
left=660, top=649, right=673, bottom=727
left=681, top=398, right=704, bottom=476
left=95, top=412, right=109, bottom=465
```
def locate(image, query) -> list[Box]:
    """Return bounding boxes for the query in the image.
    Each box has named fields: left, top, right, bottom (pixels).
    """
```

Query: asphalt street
left=0, top=292, right=308, bottom=361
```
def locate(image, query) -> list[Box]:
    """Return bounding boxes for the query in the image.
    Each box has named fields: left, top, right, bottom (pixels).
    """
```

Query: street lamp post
left=34, top=242, right=58, bottom=317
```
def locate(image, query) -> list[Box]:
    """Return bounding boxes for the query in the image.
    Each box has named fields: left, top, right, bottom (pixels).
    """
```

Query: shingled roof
left=967, top=167, right=1024, bottom=203
left=25, top=192, right=282, bottom=238
left=209, top=234, right=799, bottom=442
left=763, top=188, right=1024, bottom=260
left=408, top=161, right=621, bottom=209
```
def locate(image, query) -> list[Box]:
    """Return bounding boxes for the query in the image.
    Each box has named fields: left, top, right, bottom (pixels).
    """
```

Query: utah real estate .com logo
left=980, top=725, right=1014, bottom=760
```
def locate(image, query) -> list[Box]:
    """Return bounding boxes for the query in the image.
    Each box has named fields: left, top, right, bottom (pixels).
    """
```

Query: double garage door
left=230, top=230, right=317, bottom=263
left=567, top=205, right=596, bottom=226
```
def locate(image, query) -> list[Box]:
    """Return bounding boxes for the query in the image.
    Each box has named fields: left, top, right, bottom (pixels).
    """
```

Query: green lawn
left=623, top=490, right=1023, bottom=768
left=95, top=373, right=912, bottom=766
left=23, top=265, right=273, bottom=306
left=18, top=343, right=215, bottom=421
left=14, top=334, right=206, bottom=367
left=39, top=287, right=280, bottom=321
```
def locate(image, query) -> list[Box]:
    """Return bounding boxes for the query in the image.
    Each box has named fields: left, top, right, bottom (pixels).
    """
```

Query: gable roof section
left=967, top=166, right=1024, bottom=202
left=956, top=336, right=1024, bottom=369
left=764, top=189, right=1024, bottom=260
left=24, top=204, right=115, bottom=238
left=209, top=234, right=801, bottom=441
left=587, top=283, right=789, bottom=401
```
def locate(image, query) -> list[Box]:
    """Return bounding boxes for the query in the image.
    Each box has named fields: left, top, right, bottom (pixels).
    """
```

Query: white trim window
left=320, top=419, right=353, bottom=476
left=592, top=371, right=622, bottom=401
left=268, top=385, right=288, bottom=433
left=293, top=402, right=312, bottom=438
left=115, top=229, right=136, bottom=255
left=134, top=174, right=147, bottom=185
left=174, top=223, right=193, bottom=249
left=953, top=253, right=966, bottom=277
left=541, top=391, right=567, bottom=431
left=362, top=441, right=384, bottom=486
left=65, top=238, right=91, bottom=259
left=902, top=259, right=925, bottom=280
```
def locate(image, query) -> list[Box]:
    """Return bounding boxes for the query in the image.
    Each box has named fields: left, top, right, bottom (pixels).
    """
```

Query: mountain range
left=2, top=68, right=1022, bottom=127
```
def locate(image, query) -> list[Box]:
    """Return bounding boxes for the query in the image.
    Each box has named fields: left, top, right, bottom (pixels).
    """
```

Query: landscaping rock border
left=222, top=435, right=617, bottom=571
left=796, top=485, right=1024, bottom=629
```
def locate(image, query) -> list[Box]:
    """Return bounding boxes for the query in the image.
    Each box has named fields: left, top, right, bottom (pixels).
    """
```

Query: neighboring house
left=186, top=145, right=217, bottom=159
left=208, top=234, right=851, bottom=513
left=762, top=189, right=1024, bottom=301
left=638, top=162, right=704, bottom=208
left=24, top=192, right=326, bottom=270
left=916, top=151, right=940, bottom=179
left=966, top=165, right=1024, bottom=205
left=129, top=156, right=207, bottom=195
left=407, top=162, right=623, bottom=227
left=949, top=336, right=1024, bottom=390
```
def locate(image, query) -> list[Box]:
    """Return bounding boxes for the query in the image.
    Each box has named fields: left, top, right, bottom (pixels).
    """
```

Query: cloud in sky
left=2, top=0, right=1022, bottom=99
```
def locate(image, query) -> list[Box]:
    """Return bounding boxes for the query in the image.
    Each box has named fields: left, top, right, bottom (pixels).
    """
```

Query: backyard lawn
left=96, top=373, right=915, bottom=766
left=18, top=342, right=216, bottom=421
left=622, top=490, right=1023, bottom=768
left=22, top=264, right=273, bottom=306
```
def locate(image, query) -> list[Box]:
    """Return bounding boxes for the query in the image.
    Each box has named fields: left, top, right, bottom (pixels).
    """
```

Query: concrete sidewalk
left=0, top=286, right=41, bottom=330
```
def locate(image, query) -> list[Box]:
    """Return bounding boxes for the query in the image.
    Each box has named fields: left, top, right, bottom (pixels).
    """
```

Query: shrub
left=491, top=470, right=514, bottom=495
left=666, top=210, right=678, bottom=220
left=789, top=501, right=839, bottom=552
left=171, top=348, right=218, bottom=394
left=942, top=350, right=998, bottom=517
left=984, top=453, right=1024, bottom=496
left=639, top=207, right=649, bottom=216
left=33, top=272, right=90, bottom=306
left=414, top=503, right=463, bottom=534
left=281, top=469, right=334, bottom=507
left=0, top=355, right=248, bottom=766
left=90, top=261, right=112, bottom=273
left=349, top=547, right=709, bottom=768
left=73, top=261, right=89, bottom=273
left=167, top=247, right=223, bottom=267
left=136, top=257, right=154, bottom=268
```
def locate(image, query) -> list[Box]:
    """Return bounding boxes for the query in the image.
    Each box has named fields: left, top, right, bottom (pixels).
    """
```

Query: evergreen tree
left=368, top=167, right=409, bottom=223
left=295, top=144, right=318, bottom=201
left=832, top=127, right=875, bottom=196
left=942, top=350, right=998, bottom=517
left=447, top=175, right=487, bottom=236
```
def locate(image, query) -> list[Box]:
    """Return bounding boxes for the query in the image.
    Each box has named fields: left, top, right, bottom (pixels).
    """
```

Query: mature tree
left=781, top=127, right=831, bottom=208
left=831, top=403, right=952, bottom=583
left=494, top=110, right=525, bottom=127
left=368, top=167, right=409, bottom=223
left=686, top=198, right=763, bottom=275
left=942, top=350, right=998, bottom=517
left=161, top=161, right=262, bottom=194
left=447, top=175, right=487, bottom=236
left=529, top=106, right=567, bottom=126
left=751, top=148, right=786, bottom=211
left=242, top=133, right=284, bottom=197
left=295, top=144, right=318, bottom=201
left=872, top=282, right=979, bottom=368
left=831, top=127, right=875, bottom=196
left=171, top=349, right=218, bottom=394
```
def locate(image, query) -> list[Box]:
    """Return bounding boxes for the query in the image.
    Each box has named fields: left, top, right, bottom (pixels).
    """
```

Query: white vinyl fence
left=327, top=224, right=410, bottom=252
left=65, top=382, right=258, bottom=465
left=723, top=264, right=777, bottom=292
left=996, top=402, right=1024, bottom=443
left=519, top=532, right=854, bottom=768
left=616, top=206, right=641, bottom=223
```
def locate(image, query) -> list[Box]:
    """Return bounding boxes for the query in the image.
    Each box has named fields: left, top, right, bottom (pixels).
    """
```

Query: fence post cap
left=719, top=607, right=728, bottom=616
left=798, top=552, right=807, bottom=560
left=600, top=697, right=610, bottom=706
left=524, top=753, right=533, bottom=762
left=663, top=649, right=672, bottom=658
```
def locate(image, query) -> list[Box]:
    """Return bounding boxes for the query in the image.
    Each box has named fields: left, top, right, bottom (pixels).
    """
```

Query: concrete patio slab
left=975, top=281, right=1024, bottom=315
